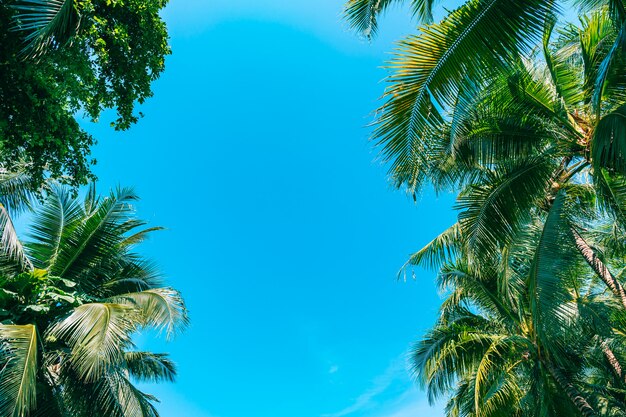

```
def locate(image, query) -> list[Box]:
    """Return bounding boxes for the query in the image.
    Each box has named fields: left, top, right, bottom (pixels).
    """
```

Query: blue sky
left=78, top=1, right=459, bottom=416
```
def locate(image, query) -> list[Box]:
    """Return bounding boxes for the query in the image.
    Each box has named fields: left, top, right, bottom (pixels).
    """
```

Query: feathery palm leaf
left=111, top=288, right=189, bottom=340
left=46, top=303, right=138, bottom=382
left=12, top=0, right=80, bottom=57
left=0, top=324, right=38, bottom=417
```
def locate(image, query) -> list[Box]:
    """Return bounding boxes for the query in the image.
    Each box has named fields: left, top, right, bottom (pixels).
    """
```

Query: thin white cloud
left=322, top=355, right=408, bottom=417
left=366, top=386, right=445, bottom=417
left=376, top=397, right=445, bottom=417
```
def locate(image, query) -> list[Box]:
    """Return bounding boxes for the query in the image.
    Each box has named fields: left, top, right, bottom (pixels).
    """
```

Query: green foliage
left=345, top=1, right=626, bottom=415
left=0, top=0, right=170, bottom=188
left=0, top=184, right=188, bottom=417
left=0, top=325, right=37, bottom=417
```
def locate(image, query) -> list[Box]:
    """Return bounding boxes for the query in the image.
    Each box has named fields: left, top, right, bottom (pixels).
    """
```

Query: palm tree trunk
left=544, top=361, right=596, bottom=417
left=571, top=228, right=626, bottom=381
left=601, top=340, right=624, bottom=381
left=571, top=227, right=626, bottom=309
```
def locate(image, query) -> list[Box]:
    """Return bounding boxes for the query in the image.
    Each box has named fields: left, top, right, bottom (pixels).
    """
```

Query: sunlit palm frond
left=96, top=257, right=164, bottom=296
left=344, top=0, right=397, bottom=38
left=46, top=303, right=137, bottom=382
left=376, top=0, right=556, bottom=191
left=111, top=288, right=189, bottom=340
left=344, top=0, right=438, bottom=38
left=0, top=325, right=38, bottom=417
left=0, top=204, right=33, bottom=272
left=402, top=223, right=461, bottom=275
left=456, top=155, right=557, bottom=265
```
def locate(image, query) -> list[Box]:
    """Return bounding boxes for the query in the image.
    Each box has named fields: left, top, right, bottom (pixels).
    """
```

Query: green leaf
left=592, top=103, right=626, bottom=174
left=12, top=0, right=80, bottom=57
left=46, top=303, right=138, bottom=382
left=111, top=288, right=189, bottom=340
left=0, top=324, right=38, bottom=417
left=375, top=0, right=556, bottom=190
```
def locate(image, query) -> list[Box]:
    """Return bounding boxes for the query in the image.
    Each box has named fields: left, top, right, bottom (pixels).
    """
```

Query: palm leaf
left=60, top=370, right=160, bottom=417
left=0, top=171, right=37, bottom=216
left=50, top=186, right=140, bottom=279
left=124, top=352, right=176, bottom=383
left=344, top=0, right=398, bottom=38
left=46, top=303, right=138, bottom=382
left=594, top=168, right=626, bottom=226
left=0, top=204, right=33, bottom=272
left=12, top=0, right=80, bottom=57
left=111, top=288, right=189, bottom=340
left=591, top=103, right=626, bottom=174
left=375, top=0, right=555, bottom=190
left=527, top=192, right=579, bottom=329
left=0, top=324, right=38, bottom=417
left=27, top=185, right=82, bottom=270
left=456, top=155, right=557, bottom=264
left=401, top=222, right=461, bottom=274
left=344, top=0, right=437, bottom=38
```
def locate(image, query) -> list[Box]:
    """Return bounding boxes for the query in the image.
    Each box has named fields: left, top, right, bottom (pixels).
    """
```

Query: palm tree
left=345, top=3, right=626, bottom=414
left=343, top=0, right=626, bottom=198
left=413, top=193, right=626, bottom=417
left=0, top=184, right=188, bottom=417
left=364, top=8, right=626, bottom=310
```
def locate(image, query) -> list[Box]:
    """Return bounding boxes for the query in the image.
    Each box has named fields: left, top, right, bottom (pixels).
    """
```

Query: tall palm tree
left=393, top=9, right=626, bottom=309
left=343, top=0, right=626, bottom=198
left=345, top=3, right=626, bottom=414
left=413, top=197, right=626, bottom=416
left=0, top=184, right=188, bottom=417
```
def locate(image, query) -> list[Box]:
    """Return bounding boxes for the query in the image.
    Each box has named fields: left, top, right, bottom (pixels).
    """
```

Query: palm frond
left=527, top=192, right=579, bottom=328
left=0, top=204, right=33, bottom=272
left=111, top=288, right=189, bottom=340
left=543, top=18, right=585, bottom=110
left=12, top=0, right=80, bottom=57
left=0, top=324, right=38, bottom=417
left=594, top=168, right=626, bottom=226
left=50, top=186, right=140, bottom=280
left=344, top=0, right=438, bottom=38
left=60, top=369, right=160, bottom=417
left=375, top=0, right=556, bottom=190
left=46, top=303, right=137, bottom=382
left=401, top=223, right=461, bottom=275
left=592, top=103, right=626, bottom=174
left=124, top=352, right=176, bottom=383
left=0, top=171, right=37, bottom=216
left=344, top=0, right=398, bottom=38
left=456, top=155, right=556, bottom=264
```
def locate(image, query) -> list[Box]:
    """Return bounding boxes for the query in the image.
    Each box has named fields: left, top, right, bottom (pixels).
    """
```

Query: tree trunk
left=544, top=361, right=596, bottom=417
left=571, top=228, right=626, bottom=309
left=571, top=228, right=626, bottom=381
left=601, top=340, right=624, bottom=381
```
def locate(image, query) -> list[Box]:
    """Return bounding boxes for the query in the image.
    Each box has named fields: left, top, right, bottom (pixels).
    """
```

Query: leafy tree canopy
left=0, top=0, right=170, bottom=188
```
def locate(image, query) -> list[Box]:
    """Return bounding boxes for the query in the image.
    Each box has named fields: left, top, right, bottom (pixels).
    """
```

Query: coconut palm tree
left=343, top=0, right=626, bottom=200
left=345, top=3, right=626, bottom=414
left=0, top=184, right=188, bottom=417
left=377, top=8, right=626, bottom=310
left=413, top=193, right=626, bottom=417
